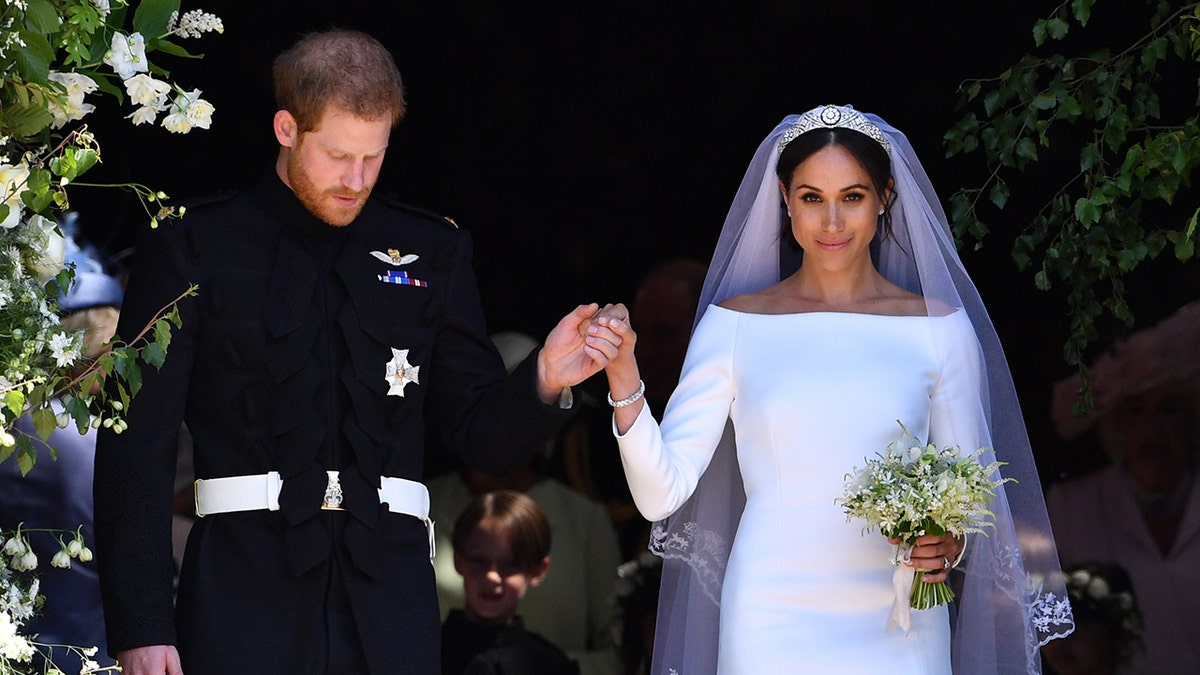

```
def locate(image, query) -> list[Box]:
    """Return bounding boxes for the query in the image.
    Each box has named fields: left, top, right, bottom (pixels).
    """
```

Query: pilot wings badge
left=372, top=249, right=428, bottom=287
left=371, top=249, right=419, bottom=266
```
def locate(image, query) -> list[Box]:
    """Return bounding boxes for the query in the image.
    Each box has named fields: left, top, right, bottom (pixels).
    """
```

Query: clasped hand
left=535, top=303, right=631, bottom=403
left=586, top=302, right=638, bottom=378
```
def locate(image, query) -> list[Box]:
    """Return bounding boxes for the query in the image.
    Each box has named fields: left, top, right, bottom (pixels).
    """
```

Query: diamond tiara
left=778, top=105, right=891, bottom=155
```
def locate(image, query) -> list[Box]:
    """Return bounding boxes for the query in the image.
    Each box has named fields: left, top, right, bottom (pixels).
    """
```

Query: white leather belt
left=194, top=471, right=435, bottom=559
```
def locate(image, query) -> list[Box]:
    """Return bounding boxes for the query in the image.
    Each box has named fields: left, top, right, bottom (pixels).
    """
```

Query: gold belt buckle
left=321, top=470, right=344, bottom=511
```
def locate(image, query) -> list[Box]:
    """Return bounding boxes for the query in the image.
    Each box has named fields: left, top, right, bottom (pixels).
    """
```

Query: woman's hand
left=590, top=303, right=637, bottom=366
left=889, top=532, right=964, bottom=584
left=588, top=304, right=644, bottom=432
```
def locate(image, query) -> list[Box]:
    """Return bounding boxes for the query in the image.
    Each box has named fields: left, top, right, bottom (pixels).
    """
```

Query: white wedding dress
left=617, top=306, right=985, bottom=674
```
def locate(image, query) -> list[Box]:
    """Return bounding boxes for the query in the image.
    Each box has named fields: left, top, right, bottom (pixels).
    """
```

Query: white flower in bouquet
left=124, top=74, right=172, bottom=109
left=124, top=74, right=173, bottom=126
left=1, top=525, right=111, bottom=672
left=169, top=9, right=225, bottom=38
left=50, top=549, right=72, bottom=569
left=47, top=332, right=80, bottom=369
left=23, top=214, right=66, bottom=285
left=127, top=104, right=160, bottom=126
left=0, top=611, right=35, bottom=664
left=47, top=72, right=100, bottom=129
left=0, top=162, right=30, bottom=230
left=162, top=88, right=214, bottom=133
left=837, top=421, right=1011, bottom=630
left=104, top=31, right=149, bottom=81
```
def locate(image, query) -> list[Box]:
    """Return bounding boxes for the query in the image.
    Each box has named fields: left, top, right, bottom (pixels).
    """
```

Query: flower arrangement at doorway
left=1, top=2, right=219, bottom=671
left=0, top=0, right=218, bottom=471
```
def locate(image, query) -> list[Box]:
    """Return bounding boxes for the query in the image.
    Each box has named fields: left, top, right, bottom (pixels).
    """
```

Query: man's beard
left=287, top=153, right=371, bottom=227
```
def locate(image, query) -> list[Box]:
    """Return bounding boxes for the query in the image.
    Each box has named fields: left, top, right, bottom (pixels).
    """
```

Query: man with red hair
left=96, top=29, right=611, bottom=675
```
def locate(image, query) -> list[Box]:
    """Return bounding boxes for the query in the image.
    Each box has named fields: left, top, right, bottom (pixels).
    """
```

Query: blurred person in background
left=430, top=332, right=622, bottom=675
left=1047, top=301, right=1200, bottom=673
left=441, top=489, right=578, bottom=674
left=1040, top=562, right=1144, bottom=675
left=0, top=240, right=123, bottom=673
left=554, top=259, right=707, bottom=560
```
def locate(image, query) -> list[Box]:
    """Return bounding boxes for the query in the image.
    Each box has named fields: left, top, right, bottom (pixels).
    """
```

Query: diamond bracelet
left=607, top=379, right=646, bottom=408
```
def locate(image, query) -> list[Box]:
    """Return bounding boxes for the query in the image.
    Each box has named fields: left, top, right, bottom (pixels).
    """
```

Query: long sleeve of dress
left=927, top=310, right=987, bottom=456
left=614, top=308, right=738, bottom=522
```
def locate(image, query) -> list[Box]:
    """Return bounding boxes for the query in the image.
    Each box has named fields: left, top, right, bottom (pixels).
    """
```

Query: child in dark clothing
left=442, top=489, right=579, bottom=674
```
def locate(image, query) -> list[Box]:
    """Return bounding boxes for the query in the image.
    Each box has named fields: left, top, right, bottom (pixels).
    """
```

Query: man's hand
left=117, top=645, right=183, bottom=675
left=535, top=303, right=623, bottom=404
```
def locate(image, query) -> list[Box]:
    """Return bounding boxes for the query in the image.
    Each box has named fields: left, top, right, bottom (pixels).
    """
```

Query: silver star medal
left=385, top=348, right=420, bottom=397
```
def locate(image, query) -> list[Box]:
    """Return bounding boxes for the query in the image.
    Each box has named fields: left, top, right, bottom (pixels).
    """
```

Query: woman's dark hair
left=775, top=127, right=895, bottom=252
left=451, top=489, right=551, bottom=572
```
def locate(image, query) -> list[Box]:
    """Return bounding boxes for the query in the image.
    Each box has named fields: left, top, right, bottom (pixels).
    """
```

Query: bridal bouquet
left=837, top=422, right=1010, bottom=620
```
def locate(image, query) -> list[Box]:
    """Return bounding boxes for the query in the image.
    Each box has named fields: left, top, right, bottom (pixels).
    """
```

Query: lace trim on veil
left=649, top=521, right=728, bottom=606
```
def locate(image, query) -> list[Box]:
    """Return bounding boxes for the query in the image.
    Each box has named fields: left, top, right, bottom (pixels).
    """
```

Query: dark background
left=71, top=1, right=1200, bottom=484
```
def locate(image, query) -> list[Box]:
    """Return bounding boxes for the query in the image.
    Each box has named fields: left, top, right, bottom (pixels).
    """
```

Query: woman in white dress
left=585, top=106, right=1075, bottom=674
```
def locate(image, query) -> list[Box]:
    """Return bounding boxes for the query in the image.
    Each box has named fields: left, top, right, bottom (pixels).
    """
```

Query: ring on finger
left=942, top=556, right=951, bottom=569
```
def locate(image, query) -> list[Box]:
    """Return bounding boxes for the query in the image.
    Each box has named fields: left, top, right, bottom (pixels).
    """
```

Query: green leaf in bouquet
left=75, top=146, right=101, bottom=177
left=151, top=38, right=202, bottom=59
left=14, top=29, right=55, bottom=85
left=62, top=35, right=93, bottom=69
left=153, top=315, right=174, bottom=350
left=65, top=391, right=93, bottom=434
left=4, top=390, right=27, bottom=420
left=23, top=0, right=63, bottom=34
left=31, top=405, right=57, bottom=441
left=141, top=340, right=166, bottom=369
left=49, top=147, right=100, bottom=183
left=116, top=380, right=133, bottom=412
left=0, top=98, right=55, bottom=137
left=111, top=346, right=137, bottom=380
left=133, top=0, right=182, bottom=40
left=23, top=169, right=56, bottom=213
left=65, top=1, right=104, bottom=34
left=124, top=358, right=143, bottom=397
left=16, top=440, right=35, bottom=476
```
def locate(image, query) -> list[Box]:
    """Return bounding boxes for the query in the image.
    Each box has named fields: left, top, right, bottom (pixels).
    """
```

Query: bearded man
left=95, top=29, right=613, bottom=675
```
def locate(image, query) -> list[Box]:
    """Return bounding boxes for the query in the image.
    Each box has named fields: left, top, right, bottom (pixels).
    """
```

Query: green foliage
left=0, top=1, right=219, bottom=471
left=1, top=0, right=205, bottom=141
left=945, top=0, right=1200, bottom=376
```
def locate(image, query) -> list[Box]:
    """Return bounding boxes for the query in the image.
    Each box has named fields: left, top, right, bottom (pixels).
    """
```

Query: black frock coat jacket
left=93, top=174, right=574, bottom=674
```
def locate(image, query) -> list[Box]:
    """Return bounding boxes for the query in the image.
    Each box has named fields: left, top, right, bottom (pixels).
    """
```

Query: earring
left=787, top=210, right=792, bottom=218
left=878, top=207, right=885, bottom=215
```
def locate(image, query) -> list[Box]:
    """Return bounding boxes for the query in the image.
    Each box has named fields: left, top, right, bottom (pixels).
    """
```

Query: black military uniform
left=94, top=173, right=574, bottom=673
